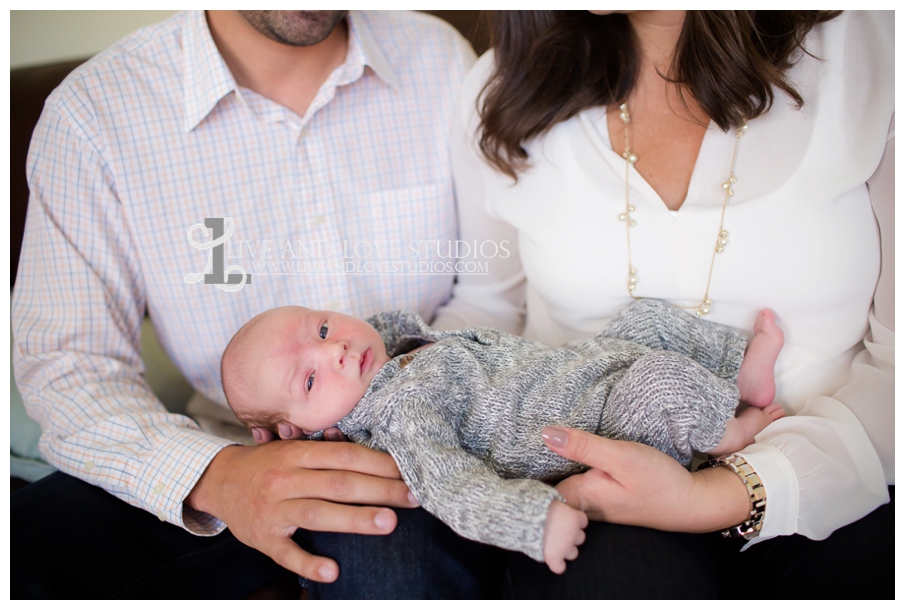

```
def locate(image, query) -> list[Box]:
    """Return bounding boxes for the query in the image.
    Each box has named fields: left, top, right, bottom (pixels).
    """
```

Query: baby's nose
left=333, top=340, right=349, bottom=365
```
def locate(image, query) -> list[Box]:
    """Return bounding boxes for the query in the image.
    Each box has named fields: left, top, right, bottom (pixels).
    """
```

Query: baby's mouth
left=360, top=347, right=371, bottom=376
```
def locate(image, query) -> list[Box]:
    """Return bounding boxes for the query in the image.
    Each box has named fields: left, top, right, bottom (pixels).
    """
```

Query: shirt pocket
left=362, top=183, right=457, bottom=263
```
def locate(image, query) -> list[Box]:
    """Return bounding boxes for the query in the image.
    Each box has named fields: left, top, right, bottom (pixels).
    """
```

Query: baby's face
left=234, top=307, right=390, bottom=433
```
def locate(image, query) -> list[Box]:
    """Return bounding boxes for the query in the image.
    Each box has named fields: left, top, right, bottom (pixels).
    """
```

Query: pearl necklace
left=617, top=103, right=748, bottom=317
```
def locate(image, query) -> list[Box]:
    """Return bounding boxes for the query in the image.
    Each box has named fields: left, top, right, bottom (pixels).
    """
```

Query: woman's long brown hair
left=479, top=11, right=841, bottom=179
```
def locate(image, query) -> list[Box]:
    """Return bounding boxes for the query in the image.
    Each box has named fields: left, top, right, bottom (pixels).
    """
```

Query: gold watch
left=698, top=454, right=766, bottom=540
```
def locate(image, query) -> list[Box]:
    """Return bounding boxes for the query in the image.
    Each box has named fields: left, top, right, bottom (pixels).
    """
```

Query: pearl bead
left=722, top=182, right=731, bottom=190
left=618, top=213, right=627, bottom=221
left=701, top=306, right=710, bottom=315
left=719, top=238, right=728, bottom=246
left=628, top=276, right=636, bottom=284
left=627, top=205, right=635, bottom=212
left=627, top=153, right=638, bottom=164
left=716, top=246, right=724, bottom=253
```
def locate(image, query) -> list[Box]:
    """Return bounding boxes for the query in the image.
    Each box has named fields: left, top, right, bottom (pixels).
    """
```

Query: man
left=12, top=10, right=478, bottom=598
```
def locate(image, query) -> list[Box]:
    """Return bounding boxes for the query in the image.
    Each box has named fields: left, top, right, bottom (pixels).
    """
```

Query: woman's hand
left=542, top=426, right=752, bottom=533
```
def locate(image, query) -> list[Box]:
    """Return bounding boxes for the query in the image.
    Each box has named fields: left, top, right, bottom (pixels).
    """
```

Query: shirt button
left=153, top=483, right=165, bottom=495
left=85, top=460, right=95, bottom=472
left=156, top=510, right=166, bottom=521
left=326, top=301, right=341, bottom=310
left=313, top=214, right=326, bottom=226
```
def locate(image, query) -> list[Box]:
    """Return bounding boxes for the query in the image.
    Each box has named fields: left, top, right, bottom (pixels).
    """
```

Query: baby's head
left=222, top=306, right=390, bottom=435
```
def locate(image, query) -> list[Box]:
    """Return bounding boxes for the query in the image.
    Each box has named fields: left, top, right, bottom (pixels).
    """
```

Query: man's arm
left=13, top=92, right=418, bottom=583
left=13, top=99, right=234, bottom=532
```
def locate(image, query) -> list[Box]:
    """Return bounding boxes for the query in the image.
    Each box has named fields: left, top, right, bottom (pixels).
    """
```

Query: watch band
left=698, top=454, right=766, bottom=540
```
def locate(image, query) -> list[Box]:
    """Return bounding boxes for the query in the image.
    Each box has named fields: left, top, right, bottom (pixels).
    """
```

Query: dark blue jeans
left=11, top=472, right=894, bottom=599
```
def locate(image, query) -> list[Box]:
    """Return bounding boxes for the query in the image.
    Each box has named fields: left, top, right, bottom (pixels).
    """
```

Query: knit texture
left=337, top=299, right=746, bottom=562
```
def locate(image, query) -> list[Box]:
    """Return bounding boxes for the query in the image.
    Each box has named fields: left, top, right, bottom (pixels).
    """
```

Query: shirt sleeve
left=738, top=116, right=894, bottom=544
left=11, top=99, right=234, bottom=535
left=383, top=391, right=561, bottom=562
left=431, top=52, right=527, bottom=335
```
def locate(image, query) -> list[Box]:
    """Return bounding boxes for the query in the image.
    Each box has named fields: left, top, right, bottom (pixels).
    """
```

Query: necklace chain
left=617, top=103, right=748, bottom=317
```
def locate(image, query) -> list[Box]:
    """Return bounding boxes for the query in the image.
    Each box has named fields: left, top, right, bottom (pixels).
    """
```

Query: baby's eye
left=319, top=324, right=328, bottom=339
left=307, top=372, right=315, bottom=393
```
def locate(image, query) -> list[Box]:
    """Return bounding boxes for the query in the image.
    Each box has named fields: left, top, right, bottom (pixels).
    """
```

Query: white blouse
left=434, top=10, right=894, bottom=543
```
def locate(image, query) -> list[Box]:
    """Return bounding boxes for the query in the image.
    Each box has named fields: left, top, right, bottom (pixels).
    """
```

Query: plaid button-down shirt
left=12, top=10, right=475, bottom=534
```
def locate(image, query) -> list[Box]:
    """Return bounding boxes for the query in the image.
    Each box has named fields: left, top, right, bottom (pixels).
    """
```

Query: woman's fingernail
left=318, top=563, right=337, bottom=581
left=407, top=491, right=420, bottom=506
left=542, top=426, right=569, bottom=449
left=374, top=510, right=393, bottom=531
left=251, top=428, right=264, bottom=443
left=278, top=424, right=292, bottom=439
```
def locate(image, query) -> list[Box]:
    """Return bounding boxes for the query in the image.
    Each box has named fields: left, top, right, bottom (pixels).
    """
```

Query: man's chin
left=239, top=10, right=348, bottom=47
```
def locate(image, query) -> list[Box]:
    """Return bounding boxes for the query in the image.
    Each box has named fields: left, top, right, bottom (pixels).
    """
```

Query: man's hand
left=542, top=500, right=588, bottom=574
left=541, top=426, right=751, bottom=533
left=251, top=423, right=346, bottom=443
left=185, top=440, right=419, bottom=583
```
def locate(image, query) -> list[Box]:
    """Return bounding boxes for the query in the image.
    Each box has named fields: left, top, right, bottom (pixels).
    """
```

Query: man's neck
left=206, top=10, right=349, bottom=118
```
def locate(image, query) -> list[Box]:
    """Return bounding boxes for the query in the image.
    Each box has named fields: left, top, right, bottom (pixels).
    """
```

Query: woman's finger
left=542, top=426, right=632, bottom=473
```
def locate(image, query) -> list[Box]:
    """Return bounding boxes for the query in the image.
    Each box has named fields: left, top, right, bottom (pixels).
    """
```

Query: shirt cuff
left=134, top=427, right=237, bottom=535
left=735, top=442, right=799, bottom=548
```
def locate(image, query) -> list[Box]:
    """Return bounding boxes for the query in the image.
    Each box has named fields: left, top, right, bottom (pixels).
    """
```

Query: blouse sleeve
left=738, top=114, right=894, bottom=544
left=431, top=52, right=527, bottom=335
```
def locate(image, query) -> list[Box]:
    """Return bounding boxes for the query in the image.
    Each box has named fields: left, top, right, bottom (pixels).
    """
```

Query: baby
left=221, top=299, right=784, bottom=573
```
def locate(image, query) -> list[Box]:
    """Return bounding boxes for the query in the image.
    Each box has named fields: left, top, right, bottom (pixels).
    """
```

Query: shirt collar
left=183, top=10, right=239, bottom=132
left=346, top=11, right=399, bottom=90
left=182, top=10, right=399, bottom=132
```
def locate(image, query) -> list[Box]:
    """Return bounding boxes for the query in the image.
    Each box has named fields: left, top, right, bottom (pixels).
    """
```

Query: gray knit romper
left=335, top=299, right=746, bottom=562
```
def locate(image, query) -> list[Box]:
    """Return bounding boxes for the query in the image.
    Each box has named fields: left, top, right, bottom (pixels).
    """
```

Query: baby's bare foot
left=710, top=403, right=786, bottom=455
left=737, top=309, right=784, bottom=407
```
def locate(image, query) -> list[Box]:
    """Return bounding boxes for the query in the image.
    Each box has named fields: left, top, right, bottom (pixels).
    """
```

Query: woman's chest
left=486, top=115, right=881, bottom=358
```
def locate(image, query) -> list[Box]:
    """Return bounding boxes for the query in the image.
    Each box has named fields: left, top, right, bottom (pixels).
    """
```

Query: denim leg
left=503, top=520, right=719, bottom=599
left=716, top=486, right=895, bottom=599
left=11, top=472, right=289, bottom=599
left=294, top=507, right=504, bottom=599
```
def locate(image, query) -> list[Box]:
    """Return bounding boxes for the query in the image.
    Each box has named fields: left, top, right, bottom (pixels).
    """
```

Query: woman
left=433, top=10, right=893, bottom=597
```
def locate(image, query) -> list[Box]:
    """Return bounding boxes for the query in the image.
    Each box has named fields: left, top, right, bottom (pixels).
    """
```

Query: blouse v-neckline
left=578, top=107, right=723, bottom=215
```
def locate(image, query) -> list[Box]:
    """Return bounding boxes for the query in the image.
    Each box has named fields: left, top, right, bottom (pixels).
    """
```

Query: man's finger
left=282, top=499, right=400, bottom=535
left=323, top=427, right=348, bottom=442
left=290, top=441, right=402, bottom=479
left=279, top=422, right=305, bottom=440
left=252, top=427, right=275, bottom=444
left=284, top=469, right=417, bottom=508
left=266, top=536, right=338, bottom=583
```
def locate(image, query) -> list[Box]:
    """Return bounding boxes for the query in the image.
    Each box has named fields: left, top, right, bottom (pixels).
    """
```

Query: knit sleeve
left=381, top=389, right=561, bottom=562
